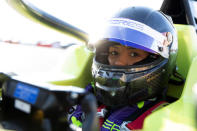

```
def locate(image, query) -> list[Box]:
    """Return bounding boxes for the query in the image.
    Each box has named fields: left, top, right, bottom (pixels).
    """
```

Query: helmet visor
left=102, top=18, right=169, bottom=58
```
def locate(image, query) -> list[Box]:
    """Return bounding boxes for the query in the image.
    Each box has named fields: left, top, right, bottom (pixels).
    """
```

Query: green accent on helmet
left=112, top=78, right=118, bottom=80
left=71, top=116, right=82, bottom=127
left=137, top=101, right=145, bottom=109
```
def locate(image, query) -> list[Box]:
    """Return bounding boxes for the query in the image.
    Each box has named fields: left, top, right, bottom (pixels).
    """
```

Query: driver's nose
left=114, top=53, right=130, bottom=66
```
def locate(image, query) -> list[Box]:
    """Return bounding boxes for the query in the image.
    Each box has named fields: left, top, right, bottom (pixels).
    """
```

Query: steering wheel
left=0, top=73, right=99, bottom=131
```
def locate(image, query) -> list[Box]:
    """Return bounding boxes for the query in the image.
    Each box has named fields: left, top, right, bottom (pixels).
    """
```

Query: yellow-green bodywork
left=167, top=25, right=197, bottom=98
left=48, top=45, right=94, bottom=88
left=143, top=24, right=197, bottom=130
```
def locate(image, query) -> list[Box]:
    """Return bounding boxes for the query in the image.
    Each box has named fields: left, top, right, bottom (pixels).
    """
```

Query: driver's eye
left=110, top=51, right=118, bottom=56
left=130, top=52, right=138, bottom=57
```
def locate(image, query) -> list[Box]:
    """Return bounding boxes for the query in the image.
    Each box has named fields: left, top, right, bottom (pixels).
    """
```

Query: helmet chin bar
left=92, top=56, right=168, bottom=107
left=0, top=73, right=99, bottom=131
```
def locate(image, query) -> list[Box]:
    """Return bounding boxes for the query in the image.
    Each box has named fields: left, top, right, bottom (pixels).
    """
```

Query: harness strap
left=125, top=101, right=168, bottom=130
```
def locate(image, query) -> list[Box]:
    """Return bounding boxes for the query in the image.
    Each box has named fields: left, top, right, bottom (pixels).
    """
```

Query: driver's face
left=108, top=45, right=149, bottom=66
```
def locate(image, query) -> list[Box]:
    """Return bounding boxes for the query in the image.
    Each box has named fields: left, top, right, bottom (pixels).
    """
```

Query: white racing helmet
left=91, top=6, right=178, bottom=107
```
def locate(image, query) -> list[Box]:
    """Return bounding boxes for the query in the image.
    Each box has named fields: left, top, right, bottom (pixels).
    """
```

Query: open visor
left=102, top=18, right=169, bottom=58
